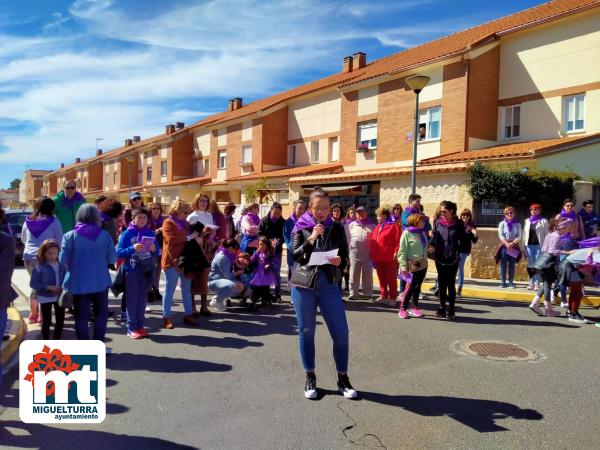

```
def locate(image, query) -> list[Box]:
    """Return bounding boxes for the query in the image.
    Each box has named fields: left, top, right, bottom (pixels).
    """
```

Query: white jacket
left=523, top=217, right=549, bottom=247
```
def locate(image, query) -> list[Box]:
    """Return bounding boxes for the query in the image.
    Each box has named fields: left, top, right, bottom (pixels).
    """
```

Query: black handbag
left=290, top=262, right=318, bottom=289
left=533, top=251, right=557, bottom=271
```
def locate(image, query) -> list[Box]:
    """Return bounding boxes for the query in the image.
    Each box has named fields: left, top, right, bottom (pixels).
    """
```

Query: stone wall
left=469, top=227, right=528, bottom=281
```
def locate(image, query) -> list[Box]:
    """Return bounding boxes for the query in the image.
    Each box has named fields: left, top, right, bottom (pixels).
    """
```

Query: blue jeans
left=457, top=252, right=469, bottom=288
left=291, top=272, right=349, bottom=373
left=163, top=267, right=192, bottom=318
left=500, top=246, right=516, bottom=287
left=0, top=309, right=7, bottom=383
left=125, top=268, right=151, bottom=333
left=526, top=245, right=541, bottom=284
left=74, top=289, right=109, bottom=341
left=208, top=279, right=239, bottom=303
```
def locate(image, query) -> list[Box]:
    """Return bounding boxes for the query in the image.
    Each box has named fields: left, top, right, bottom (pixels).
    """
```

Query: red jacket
left=368, top=222, right=401, bottom=263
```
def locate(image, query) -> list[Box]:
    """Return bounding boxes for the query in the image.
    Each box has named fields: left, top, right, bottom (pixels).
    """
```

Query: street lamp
left=405, top=75, right=430, bottom=194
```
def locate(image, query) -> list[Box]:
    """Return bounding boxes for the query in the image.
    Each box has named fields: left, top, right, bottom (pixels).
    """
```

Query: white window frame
left=563, top=94, right=585, bottom=133
left=418, top=106, right=442, bottom=141
left=358, top=122, right=378, bottom=149
left=329, top=137, right=339, bottom=162
left=113, top=172, right=118, bottom=186
left=502, top=105, right=521, bottom=140
left=218, top=149, right=227, bottom=169
left=241, top=145, right=252, bottom=164
left=146, top=166, right=152, bottom=182
left=160, top=160, right=167, bottom=177
left=311, top=141, right=320, bottom=163
left=288, top=145, right=297, bottom=166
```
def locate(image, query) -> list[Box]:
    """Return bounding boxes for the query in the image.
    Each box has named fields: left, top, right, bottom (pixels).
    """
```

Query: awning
left=304, top=185, right=361, bottom=192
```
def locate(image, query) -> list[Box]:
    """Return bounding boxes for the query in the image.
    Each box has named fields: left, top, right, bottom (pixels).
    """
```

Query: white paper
left=307, top=249, right=339, bottom=266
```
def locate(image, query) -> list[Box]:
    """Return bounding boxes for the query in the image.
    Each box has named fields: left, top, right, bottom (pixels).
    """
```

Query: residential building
left=0, top=189, right=20, bottom=208
left=21, top=169, right=51, bottom=206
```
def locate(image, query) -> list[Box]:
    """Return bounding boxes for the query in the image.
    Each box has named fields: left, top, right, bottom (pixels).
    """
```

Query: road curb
left=1, top=305, right=25, bottom=367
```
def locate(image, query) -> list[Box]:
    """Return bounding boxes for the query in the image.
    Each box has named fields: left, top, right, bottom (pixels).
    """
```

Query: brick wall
left=261, top=107, right=288, bottom=168
left=469, top=228, right=528, bottom=281
left=441, top=61, right=468, bottom=155
left=171, top=134, right=194, bottom=180
left=88, top=163, right=103, bottom=191
left=339, top=91, right=358, bottom=166
left=226, top=123, right=242, bottom=179
left=210, top=129, right=218, bottom=178
left=467, top=46, right=500, bottom=142
left=252, top=118, right=263, bottom=173
left=377, top=78, right=414, bottom=163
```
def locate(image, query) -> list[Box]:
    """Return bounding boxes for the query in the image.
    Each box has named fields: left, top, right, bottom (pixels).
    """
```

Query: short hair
left=132, top=207, right=149, bottom=219
left=376, top=206, right=391, bottom=217
left=407, top=213, right=424, bottom=227
left=168, top=199, right=191, bottom=216
left=583, top=199, right=594, bottom=207
left=37, top=239, right=60, bottom=263
left=94, top=195, right=107, bottom=206
left=270, top=202, right=282, bottom=211
left=64, top=180, right=76, bottom=188
left=76, top=203, right=101, bottom=225
left=221, top=238, right=240, bottom=250
left=31, top=196, right=55, bottom=219
left=224, top=202, right=236, bottom=215
left=293, top=199, right=306, bottom=208
left=191, top=192, right=210, bottom=211
left=99, top=198, right=124, bottom=219
left=248, top=203, right=259, bottom=211
left=563, top=198, right=575, bottom=206
left=503, top=206, right=515, bottom=214
left=408, top=194, right=421, bottom=204
left=309, top=187, right=328, bottom=206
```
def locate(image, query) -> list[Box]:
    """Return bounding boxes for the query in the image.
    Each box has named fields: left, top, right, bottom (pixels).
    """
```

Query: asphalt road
left=1, top=287, right=600, bottom=450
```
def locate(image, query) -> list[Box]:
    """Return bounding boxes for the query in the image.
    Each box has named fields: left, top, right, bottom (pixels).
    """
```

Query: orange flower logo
left=23, top=345, right=81, bottom=396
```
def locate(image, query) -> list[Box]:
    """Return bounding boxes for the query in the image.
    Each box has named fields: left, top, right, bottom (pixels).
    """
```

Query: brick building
left=21, top=169, right=51, bottom=206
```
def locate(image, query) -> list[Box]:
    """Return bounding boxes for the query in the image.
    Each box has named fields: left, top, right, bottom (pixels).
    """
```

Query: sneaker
left=534, top=283, right=540, bottom=291
left=445, top=311, right=456, bottom=320
left=408, top=307, right=423, bottom=318
left=434, top=309, right=445, bottom=318
left=305, top=373, right=318, bottom=399
left=127, top=330, right=143, bottom=339
left=163, top=317, right=174, bottom=329
left=526, top=282, right=534, bottom=291
left=560, top=302, right=568, bottom=309
left=337, top=373, right=358, bottom=399
left=137, top=328, right=149, bottom=337
left=529, top=305, right=543, bottom=316
left=210, top=297, right=226, bottom=312
left=348, top=295, right=362, bottom=300
left=568, top=312, right=586, bottom=324
left=28, top=314, right=39, bottom=324
left=398, top=309, right=408, bottom=319
left=183, top=315, right=198, bottom=326
left=145, top=306, right=152, bottom=313
left=509, top=284, right=516, bottom=289
left=386, top=299, right=397, bottom=307
left=499, top=284, right=507, bottom=289
left=595, top=322, right=600, bottom=328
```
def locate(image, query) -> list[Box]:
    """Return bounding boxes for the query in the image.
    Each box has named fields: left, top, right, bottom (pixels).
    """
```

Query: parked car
left=4, top=209, right=31, bottom=264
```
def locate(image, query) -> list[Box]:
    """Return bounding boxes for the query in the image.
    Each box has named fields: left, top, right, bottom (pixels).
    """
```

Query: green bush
left=467, top=163, right=576, bottom=217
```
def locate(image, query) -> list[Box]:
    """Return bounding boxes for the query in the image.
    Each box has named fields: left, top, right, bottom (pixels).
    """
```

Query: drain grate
left=453, top=340, right=544, bottom=362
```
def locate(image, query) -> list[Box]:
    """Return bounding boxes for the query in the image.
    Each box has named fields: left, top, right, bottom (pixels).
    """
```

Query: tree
left=9, top=178, right=21, bottom=189
left=244, top=178, right=273, bottom=204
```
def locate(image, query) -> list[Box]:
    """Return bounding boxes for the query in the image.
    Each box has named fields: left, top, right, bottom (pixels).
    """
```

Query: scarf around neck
left=291, top=211, right=333, bottom=234
left=438, top=217, right=455, bottom=227
left=126, top=221, right=151, bottom=242
left=74, top=222, right=102, bottom=241
left=25, top=216, right=54, bottom=238
left=560, top=209, right=577, bottom=221
left=578, top=208, right=595, bottom=220
left=217, top=248, right=237, bottom=267
left=171, top=216, right=189, bottom=232
left=407, top=226, right=427, bottom=247
left=245, top=212, right=260, bottom=225
left=529, top=214, right=542, bottom=225
left=504, top=217, right=518, bottom=232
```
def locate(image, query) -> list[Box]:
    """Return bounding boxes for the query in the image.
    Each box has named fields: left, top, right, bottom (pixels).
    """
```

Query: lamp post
left=405, top=75, right=430, bottom=194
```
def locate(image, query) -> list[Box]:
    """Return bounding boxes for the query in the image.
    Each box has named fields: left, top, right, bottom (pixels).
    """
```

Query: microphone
left=316, top=220, right=323, bottom=249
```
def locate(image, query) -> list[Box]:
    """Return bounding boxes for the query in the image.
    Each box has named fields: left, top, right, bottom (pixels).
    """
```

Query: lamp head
left=406, top=75, right=431, bottom=93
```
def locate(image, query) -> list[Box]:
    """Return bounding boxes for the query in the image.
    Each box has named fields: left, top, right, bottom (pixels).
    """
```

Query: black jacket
left=459, top=227, right=479, bottom=254
left=430, top=219, right=467, bottom=266
left=180, top=239, right=210, bottom=276
left=258, top=215, right=286, bottom=254
left=291, top=221, right=349, bottom=283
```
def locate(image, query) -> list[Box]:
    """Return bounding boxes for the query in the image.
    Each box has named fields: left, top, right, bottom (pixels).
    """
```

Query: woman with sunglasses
left=523, top=204, right=549, bottom=291
left=496, top=206, right=522, bottom=289
left=457, top=209, right=478, bottom=297
left=429, top=201, right=467, bottom=319
left=555, top=198, right=585, bottom=241
left=53, top=181, right=86, bottom=233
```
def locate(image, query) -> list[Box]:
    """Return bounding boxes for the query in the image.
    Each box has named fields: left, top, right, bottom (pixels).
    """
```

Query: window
left=83, top=178, right=87, bottom=189
left=204, top=158, right=210, bottom=175
left=146, top=166, right=152, bottom=181
left=160, top=160, right=167, bottom=177
left=105, top=174, right=109, bottom=187
left=311, top=141, right=320, bottom=163
left=288, top=145, right=297, bottom=165
left=418, top=106, right=441, bottom=141
left=358, top=122, right=377, bottom=149
left=564, top=94, right=585, bottom=132
left=218, top=150, right=227, bottom=169
left=329, top=138, right=339, bottom=161
left=113, top=172, right=118, bottom=186
left=241, top=145, right=252, bottom=164
left=503, top=105, right=521, bottom=139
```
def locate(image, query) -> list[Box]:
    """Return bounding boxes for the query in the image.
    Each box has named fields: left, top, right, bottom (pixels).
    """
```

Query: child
left=30, top=239, right=66, bottom=340
left=233, top=252, right=252, bottom=306
left=116, top=208, right=157, bottom=339
left=249, top=237, right=275, bottom=310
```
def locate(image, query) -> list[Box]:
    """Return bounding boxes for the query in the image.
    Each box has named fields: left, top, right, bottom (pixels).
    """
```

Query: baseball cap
left=129, top=192, right=142, bottom=200
left=356, top=206, right=366, bottom=212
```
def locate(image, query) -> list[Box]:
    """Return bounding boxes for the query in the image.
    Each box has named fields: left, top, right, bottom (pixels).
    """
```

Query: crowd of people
left=1, top=180, right=599, bottom=398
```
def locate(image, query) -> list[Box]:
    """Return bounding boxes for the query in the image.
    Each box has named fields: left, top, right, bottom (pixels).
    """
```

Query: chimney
left=132, top=136, right=141, bottom=143
left=96, top=149, right=103, bottom=156
left=232, top=98, right=243, bottom=110
left=165, top=124, right=176, bottom=135
left=75, top=157, right=81, bottom=164
left=176, top=122, right=185, bottom=130
left=124, top=138, right=133, bottom=147
left=353, top=52, right=366, bottom=70
left=60, top=163, right=65, bottom=168
left=228, top=99, right=235, bottom=112
left=343, top=55, right=353, bottom=73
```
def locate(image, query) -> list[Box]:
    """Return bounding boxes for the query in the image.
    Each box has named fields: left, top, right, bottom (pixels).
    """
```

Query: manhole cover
left=453, top=340, right=544, bottom=362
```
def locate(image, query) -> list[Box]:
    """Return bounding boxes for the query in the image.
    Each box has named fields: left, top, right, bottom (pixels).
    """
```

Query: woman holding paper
left=290, top=188, right=356, bottom=400
left=117, top=207, right=158, bottom=339
left=496, top=206, right=522, bottom=289
left=397, top=213, right=428, bottom=319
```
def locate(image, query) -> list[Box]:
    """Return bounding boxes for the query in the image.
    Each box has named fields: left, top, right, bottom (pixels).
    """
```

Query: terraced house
left=43, top=0, right=600, bottom=276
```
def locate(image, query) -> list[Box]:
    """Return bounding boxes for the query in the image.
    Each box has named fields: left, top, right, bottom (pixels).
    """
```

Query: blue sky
left=0, top=0, right=544, bottom=189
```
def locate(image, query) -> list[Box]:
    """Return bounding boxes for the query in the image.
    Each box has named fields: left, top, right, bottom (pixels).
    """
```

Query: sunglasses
left=440, top=209, right=450, bottom=213
left=65, top=186, right=75, bottom=190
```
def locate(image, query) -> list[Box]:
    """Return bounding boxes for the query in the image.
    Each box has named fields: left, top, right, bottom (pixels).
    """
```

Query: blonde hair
left=376, top=206, right=391, bottom=218
left=503, top=206, right=515, bottom=214
left=191, top=192, right=210, bottom=211
left=407, top=213, right=424, bottom=227
left=168, top=199, right=191, bottom=216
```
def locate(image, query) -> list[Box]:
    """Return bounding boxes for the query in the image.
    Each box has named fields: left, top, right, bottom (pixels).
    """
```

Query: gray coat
left=0, top=231, right=18, bottom=310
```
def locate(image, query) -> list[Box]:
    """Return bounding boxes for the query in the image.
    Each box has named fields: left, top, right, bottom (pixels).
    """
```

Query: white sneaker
left=145, top=306, right=152, bottom=312
left=305, top=373, right=318, bottom=399
left=560, top=302, right=568, bottom=309
left=210, top=297, right=226, bottom=312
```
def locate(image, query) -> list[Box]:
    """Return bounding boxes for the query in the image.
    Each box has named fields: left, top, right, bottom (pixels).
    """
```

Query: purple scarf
left=171, top=216, right=189, bottom=232
left=407, top=226, right=428, bottom=247
left=100, top=212, right=112, bottom=222
left=439, top=217, right=456, bottom=227
left=150, top=215, right=165, bottom=230
left=578, top=208, right=595, bottom=221
left=504, top=217, right=518, bottom=233
left=217, top=248, right=237, bottom=268
left=292, top=211, right=333, bottom=234
left=126, top=222, right=151, bottom=242
left=560, top=209, right=577, bottom=221
left=404, top=206, right=415, bottom=215
left=245, top=213, right=260, bottom=226
left=25, top=216, right=54, bottom=238
left=560, top=232, right=573, bottom=242
left=378, top=216, right=394, bottom=231
left=579, top=236, right=600, bottom=249
left=356, top=217, right=374, bottom=226
left=74, top=222, right=102, bottom=241
left=61, top=191, right=85, bottom=207
left=343, top=218, right=355, bottom=225
left=529, top=214, right=542, bottom=225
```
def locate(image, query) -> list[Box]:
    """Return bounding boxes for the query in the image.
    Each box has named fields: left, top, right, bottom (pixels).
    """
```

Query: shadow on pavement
left=359, top=392, right=543, bottom=432
left=147, top=334, right=263, bottom=349
left=0, top=421, right=196, bottom=450
left=200, top=311, right=302, bottom=337
left=107, top=353, right=232, bottom=373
